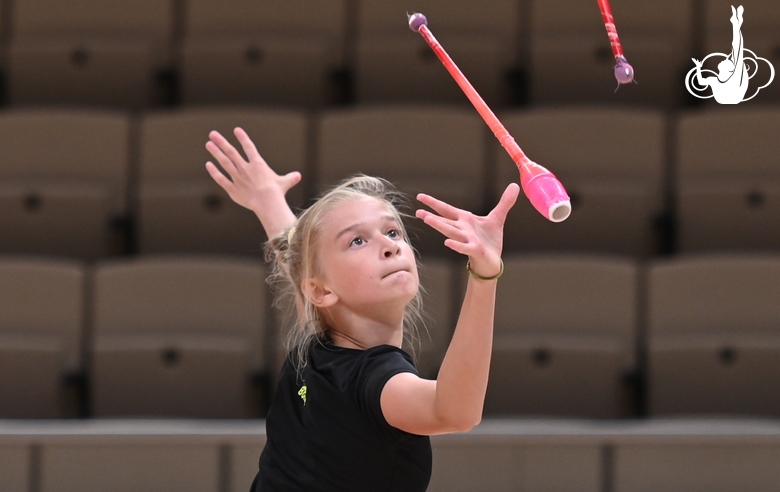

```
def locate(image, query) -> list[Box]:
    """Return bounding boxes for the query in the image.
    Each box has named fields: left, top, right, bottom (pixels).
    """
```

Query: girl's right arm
left=205, top=127, right=301, bottom=239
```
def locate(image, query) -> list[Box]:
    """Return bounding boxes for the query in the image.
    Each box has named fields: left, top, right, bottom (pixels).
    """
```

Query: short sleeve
left=356, top=346, right=418, bottom=436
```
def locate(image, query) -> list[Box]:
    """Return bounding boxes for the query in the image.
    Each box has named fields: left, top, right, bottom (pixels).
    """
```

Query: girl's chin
left=383, top=270, right=419, bottom=285
left=381, top=284, right=420, bottom=307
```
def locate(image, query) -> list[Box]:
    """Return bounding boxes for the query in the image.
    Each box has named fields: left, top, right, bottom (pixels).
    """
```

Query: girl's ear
left=301, top=278, right=338, bottom=308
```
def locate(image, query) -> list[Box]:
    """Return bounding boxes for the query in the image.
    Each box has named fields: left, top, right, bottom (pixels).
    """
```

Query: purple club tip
left=408, top=12, right=428, bottom=32
left=614, top=56, right=634, bottom=84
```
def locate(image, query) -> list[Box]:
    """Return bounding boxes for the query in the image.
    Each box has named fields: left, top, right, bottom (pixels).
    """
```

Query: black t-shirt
left=252, top=338, right=432, bottom=492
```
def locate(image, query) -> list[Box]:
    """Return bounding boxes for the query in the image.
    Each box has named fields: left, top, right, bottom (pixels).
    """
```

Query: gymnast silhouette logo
left=685, top=5, right=774, bottom=104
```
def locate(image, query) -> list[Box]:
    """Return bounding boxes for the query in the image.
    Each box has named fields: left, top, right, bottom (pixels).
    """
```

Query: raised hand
left=205, top=127, right=301, bottom=212
left=205, top=127, right=300, bottom=239
left=415, top=183, right=520, bottom=278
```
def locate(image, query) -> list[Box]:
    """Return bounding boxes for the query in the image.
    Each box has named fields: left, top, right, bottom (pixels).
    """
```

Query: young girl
left=205, top=127, right=519, bottom=491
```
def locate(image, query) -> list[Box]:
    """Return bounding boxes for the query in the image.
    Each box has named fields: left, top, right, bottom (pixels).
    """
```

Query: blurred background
left=1, top=0, right=779, bottom=491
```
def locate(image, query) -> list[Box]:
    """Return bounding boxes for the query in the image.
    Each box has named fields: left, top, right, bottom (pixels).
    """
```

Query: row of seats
left=4, top=420, right=780, bottom=492
left=1, top=106, right=779, bottom=259
left=2, top=253, right=779, bottom=419
left=0, top=0, right=778, bottom=107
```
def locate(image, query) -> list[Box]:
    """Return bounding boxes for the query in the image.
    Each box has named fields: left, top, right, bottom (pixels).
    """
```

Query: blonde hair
left=265, top=175, right=425, bottom=372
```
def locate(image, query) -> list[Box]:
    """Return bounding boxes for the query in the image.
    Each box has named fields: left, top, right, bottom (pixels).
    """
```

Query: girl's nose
left=381, top=237, right=401, bottom=257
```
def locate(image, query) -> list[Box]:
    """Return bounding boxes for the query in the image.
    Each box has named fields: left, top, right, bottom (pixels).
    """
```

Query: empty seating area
left=3, top=419, right=780, bottom=491
left=0, top=0, right=776, bottom=108
left=1, top=1, right=779, bottom=491
left=3, top=253, right=780, bottom=420
left=0, top=106, right=778, bottom=422
left=2, top=106, right=778, bottom=260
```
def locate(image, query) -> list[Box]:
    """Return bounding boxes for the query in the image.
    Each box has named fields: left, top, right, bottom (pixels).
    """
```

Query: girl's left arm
left=380, top=183, right=520, bottom=435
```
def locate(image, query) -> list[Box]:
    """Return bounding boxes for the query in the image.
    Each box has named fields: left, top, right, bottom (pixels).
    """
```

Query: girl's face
left=311, top=196, right=419, bottom=316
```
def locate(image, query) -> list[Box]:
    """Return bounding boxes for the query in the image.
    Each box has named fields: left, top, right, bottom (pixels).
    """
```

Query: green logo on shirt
left=298, top=385, right=307, bottom=405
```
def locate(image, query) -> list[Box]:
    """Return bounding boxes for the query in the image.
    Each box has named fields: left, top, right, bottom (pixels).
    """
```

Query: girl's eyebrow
left=335, top=215, right=397, bottom=240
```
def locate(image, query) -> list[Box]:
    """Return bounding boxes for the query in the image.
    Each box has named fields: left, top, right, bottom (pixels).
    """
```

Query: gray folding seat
left=181, top=0, right=346, bottom=107
left=530, top=0, right=693, bottom=107
left=39, top=439, right=220, bottom=492
left=495, top=107, right=666, bottom=257
left=139, top=108, right=308, bottom=255
left=0, top=110, right=129, bottom=259
left=614, top=432, right=780, bottom=492
left=676, top=108, right=780, bottom=252
left=484, top=254, right=638, bottom=418
left=429, top=435, right=602, bottom=492
left=317, top=106, right=486, bottom=256
left=413, top=259, right=457, bottom=379
left=0, top=444, right=30, bottom=492
left=0, top=258, right=84, bottom=418
left=648, top=254, right=780, bottom=417
left=8, top=0, right=173, bottom=107
left=355, top=0, right=522, bottom=106
left=92, top=257, right=269, bottom=418
left=231, top=439, right=268, bottom=492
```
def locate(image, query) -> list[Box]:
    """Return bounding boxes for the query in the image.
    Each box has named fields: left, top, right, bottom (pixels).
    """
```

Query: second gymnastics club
left=597, top=0, right=635, bottom=85
left=408, top=13, right=571, bottom=222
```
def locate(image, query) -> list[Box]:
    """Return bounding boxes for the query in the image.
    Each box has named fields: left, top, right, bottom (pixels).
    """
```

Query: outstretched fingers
left=205, top=161, right=234, bottom=193
left=234, top=127, right=262, bottom=163
left=416, top=193, right=463, bottom=220
left=488, top=183, right=521, bottom=225
left=206, top=132, right=242, bottom=178
left=416, top=209, right=469, bottom=243
left=209, top=130, right=248, bottom=177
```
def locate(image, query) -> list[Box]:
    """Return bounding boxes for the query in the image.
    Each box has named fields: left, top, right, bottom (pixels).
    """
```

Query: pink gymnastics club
left=408, top=13, right=571, bottom=222
left=597, top=0, right=635, bottom=85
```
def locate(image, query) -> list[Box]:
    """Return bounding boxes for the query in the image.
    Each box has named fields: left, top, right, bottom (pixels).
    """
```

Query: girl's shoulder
left=311, top=338, right=413, bottom=366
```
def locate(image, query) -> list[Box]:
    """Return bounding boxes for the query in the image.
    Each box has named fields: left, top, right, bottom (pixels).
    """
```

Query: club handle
left=412, top=16, right=571, bottom=222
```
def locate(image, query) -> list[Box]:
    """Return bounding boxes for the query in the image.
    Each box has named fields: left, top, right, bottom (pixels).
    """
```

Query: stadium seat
left=614, top=441, right=780, bottom=491
left=0, top=110, right=129, bottom=260
left=530, top=0, right=693, bottom=107
left=0, top=445, right=29, bottom=492
left=138, top=108, right=308, bottom=256
left=430, top=433, right=602, bottom=492
left=91, top=257, right=269, bottom=418
left=181, top=0, right=346, bottom=106
left=484, top=255, right=639, bottom=418
left=495, top=107, right=667, bottom=257
left=8, top=0, right=173, bottom=107
left=647, top=254, right=780, bottom=417
left=355, top=0, right=522, bottom=105
left=317, top=106, right=487, bottom=256
left=413, top=259, right=457, bottom=379
left=232, top=440, right=267, bottom=492
left=676, top=108, right=780, bottom=252
left=39, top=441, right=220, bottom=492
left=0, top=258, right=84, bottom=418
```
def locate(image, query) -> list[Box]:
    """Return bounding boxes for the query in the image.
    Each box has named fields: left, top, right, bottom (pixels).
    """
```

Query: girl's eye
left=350, top=237, right=364, bottom=247
left=387, top=228, right=400, bottom=239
